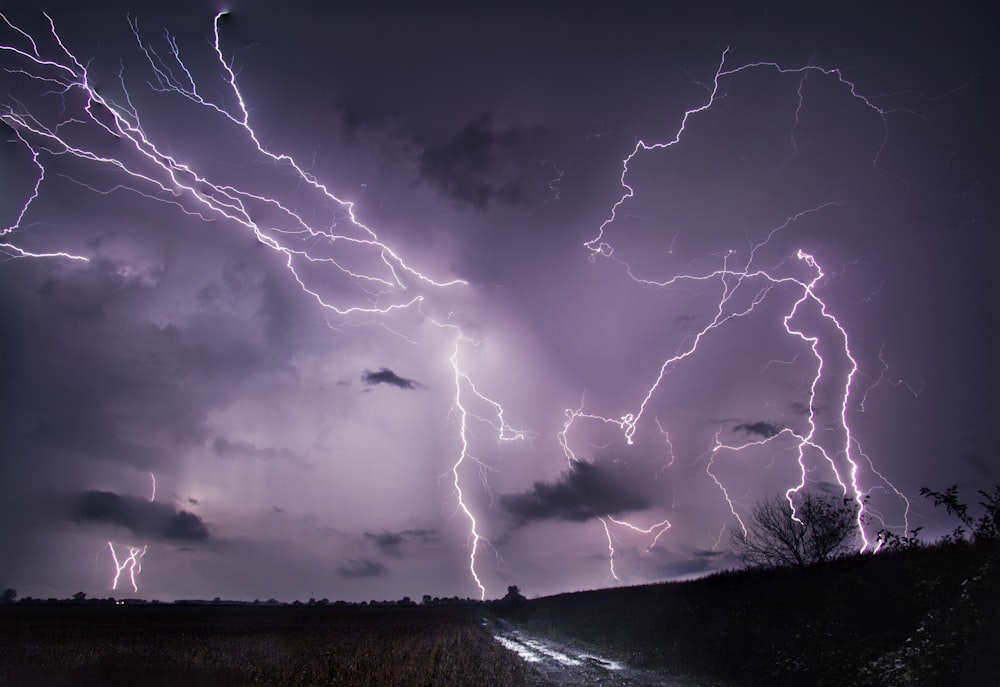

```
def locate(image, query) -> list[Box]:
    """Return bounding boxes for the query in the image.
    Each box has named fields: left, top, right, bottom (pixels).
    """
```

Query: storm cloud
left=364, top=528, right=436, bottom=558
left=361, top=367, right=423, bottom=390
left=501, top=460, right=650, bottom=526
left=733, top=421, right=784, bottom=439
left=71, top=490, right=210, bottom=542
left=0, top=3, right=993, bottom=604
left=336, top=558, right=387, bottom=579
left=418, top=113, right=548, bottom=210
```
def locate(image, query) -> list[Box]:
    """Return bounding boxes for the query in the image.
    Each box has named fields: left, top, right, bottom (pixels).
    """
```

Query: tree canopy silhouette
left=730, top=492, right=860, bottom=570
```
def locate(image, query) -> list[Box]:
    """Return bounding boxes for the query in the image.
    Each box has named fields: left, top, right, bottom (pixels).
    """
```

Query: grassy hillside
left=497, top=541, right=999, bottom=686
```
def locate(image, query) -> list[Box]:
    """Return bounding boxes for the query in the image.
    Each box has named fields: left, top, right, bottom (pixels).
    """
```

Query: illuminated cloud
left=0, top=4, right=993, bottom=603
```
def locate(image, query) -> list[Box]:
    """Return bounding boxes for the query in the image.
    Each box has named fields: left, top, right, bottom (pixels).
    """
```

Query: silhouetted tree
left=920, top=484, right=1000, bottom=543
left=72, top=591, right=86, bottom=602
left=730, top=492, right=859, bottom=570
left=497, top=585, right=526, bottom=607
left=1, top=588, right=16, bottom=604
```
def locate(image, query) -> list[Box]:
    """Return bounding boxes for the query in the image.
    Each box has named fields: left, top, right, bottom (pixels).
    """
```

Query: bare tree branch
left=730, top=493, right=859, bottom=570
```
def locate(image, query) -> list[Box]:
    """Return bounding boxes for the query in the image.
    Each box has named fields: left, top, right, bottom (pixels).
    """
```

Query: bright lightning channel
left=106, top=473, right=157, bottom=593
left=0, top=12, right=514, bottom=598
left=436, top=319, right=527, bottom=599
left=107, top=543, right=147, bottom=594
left=565, top=47, right=923, bottom=578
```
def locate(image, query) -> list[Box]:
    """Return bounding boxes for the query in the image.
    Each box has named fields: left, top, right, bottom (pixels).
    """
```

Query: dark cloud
left=733, top=421, right=784, bottom=439
left=418, top=113, right=548, bottom=210
left=361, top=367, right=423, bottom=390
left=0, top=255, right=291, bottom=481
left=71, top=490, right=209, bottom=542
left=335, top=558, right=387, bottom=579
left=364, top=528, right=436, bottom=558
left=501, top=460, right=650, bottom=526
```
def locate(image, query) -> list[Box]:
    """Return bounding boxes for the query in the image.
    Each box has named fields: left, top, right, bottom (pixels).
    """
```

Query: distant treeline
left=2, top=593, right=487, bottom=608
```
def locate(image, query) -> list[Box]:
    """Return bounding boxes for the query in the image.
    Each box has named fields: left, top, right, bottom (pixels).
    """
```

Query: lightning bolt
left=436, top=319, right=527, bottom=599
left=0, top=11, right=516, bottom=598
left=104, top=473, right=158, bottom=593
left=107, top=543, right=147, bottom=594
left=560, top=47, right=937, bottom=578
left=3, top=14, right=957, bottom=596
left=1, top=11, right=463, bottom=313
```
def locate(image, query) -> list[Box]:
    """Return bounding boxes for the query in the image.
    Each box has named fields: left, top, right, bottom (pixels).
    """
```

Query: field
left=0, top=604, right=535, bottom=687
left=3, top=541, right=997, bottom=686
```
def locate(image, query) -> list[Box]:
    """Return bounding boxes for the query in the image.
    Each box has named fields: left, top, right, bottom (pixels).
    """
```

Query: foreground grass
left=498, top=541, right=999, bottom=686
left=0, top=605, right=534, bottom=687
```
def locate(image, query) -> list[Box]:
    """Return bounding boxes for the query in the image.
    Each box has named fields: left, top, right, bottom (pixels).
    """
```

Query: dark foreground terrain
left=498, top=541, right=1000, bottom=687
left=2, top=543, right=997, bottom=686
left=0, top=604, right=534, bottom=687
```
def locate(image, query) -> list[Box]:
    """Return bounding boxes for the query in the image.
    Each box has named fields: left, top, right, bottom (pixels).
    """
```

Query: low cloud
left=361, top=367, right=423, bottom=390
left=71, top=490, right=209, bottom=542
left=733, top=421, right=783, bottom=439
left=336, top=558, right=387, bottom=579
left=501, top=460, right=649, bottom=526
left=364, top=528, right=436, bottom=558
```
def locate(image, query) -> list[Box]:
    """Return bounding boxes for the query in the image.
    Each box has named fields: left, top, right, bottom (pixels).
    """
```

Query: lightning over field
left=0, top=4, right=995, bottom=602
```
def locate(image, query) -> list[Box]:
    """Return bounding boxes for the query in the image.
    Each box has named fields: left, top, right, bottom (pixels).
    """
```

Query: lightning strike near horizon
left=599, top=517, right=618, bottom=582
left=0, top=11, right=510, bottom=598
left=107, top=543, right=147, bottom=594
left=2, top=8, right=979, bottom=602
left=104, top=474, right=158, bottom=594
left=438, top=319, right=528, bottom=599
left=560, top=47, right=929, bottom=567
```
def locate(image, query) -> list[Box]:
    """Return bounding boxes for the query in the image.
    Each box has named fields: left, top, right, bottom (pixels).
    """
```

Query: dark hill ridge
left=497, top=541, right=999, bottom=686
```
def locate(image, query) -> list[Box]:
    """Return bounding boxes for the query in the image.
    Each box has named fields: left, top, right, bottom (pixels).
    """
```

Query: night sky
left=1, top=2, right=996, bottom=602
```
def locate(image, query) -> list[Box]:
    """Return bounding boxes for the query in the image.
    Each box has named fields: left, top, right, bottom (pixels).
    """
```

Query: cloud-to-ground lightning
left=104, top=474, right=157, bottom=594
left=559, top=47, right=935, bottom=576
left=438, top=319, right=528, bottom=598
left=3, top=9, right=971, bottom=600
left=1, top=11, right=511, bottom=597
left=107, top=543, right=147, bottom=594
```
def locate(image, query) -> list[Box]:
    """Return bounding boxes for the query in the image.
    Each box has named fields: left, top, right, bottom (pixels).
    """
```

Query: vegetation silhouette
left=2, top=484, right=997, bottom=685
left=729, top=491, right=859, bottom=570
left=496, top=482, right=999, bottom=686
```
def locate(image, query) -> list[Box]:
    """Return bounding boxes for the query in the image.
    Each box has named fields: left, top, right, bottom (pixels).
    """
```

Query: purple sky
left=1, top=2, right=996, bottom=602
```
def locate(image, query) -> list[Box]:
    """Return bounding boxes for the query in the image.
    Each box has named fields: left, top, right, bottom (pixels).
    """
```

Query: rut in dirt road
left=488, top=617, right=699, bottom=687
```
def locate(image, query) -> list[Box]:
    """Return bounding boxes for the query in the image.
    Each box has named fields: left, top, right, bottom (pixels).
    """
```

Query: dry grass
left=0, top=604, right=535, bottom=687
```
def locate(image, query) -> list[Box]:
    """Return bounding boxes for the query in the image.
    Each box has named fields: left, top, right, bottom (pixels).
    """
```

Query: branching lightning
left=0, top=11, right=514, bottom=598
left=104, top=473, right=158, bottom=593
left=3, top=13, right=946, bottom=597
left=436, top=319, right=528, bottom=599
left=561, top=48, right=926, bottom=578
left=107, top=543, right=147, bottom=594
left=1, top=11, right=462, bottom=314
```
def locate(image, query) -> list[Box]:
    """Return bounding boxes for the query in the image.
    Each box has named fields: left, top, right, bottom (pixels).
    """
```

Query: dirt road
left=489, top=617, right=699, bottom=687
